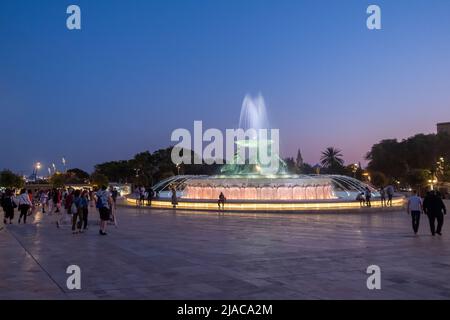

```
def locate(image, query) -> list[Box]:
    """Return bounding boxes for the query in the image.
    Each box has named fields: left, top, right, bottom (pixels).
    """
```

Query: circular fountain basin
left=125, top=174, right=405, bottom=213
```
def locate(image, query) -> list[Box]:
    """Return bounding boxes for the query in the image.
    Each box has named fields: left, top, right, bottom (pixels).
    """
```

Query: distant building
left=437, top=122, right=450, bottom=135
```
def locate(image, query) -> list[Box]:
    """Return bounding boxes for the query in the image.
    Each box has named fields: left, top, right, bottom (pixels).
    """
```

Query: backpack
left=96, top=192, right=107, bottom=209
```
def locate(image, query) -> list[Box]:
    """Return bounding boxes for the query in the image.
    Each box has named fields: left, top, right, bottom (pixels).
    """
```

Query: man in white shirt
left=407, top=190, right=423, bottom=235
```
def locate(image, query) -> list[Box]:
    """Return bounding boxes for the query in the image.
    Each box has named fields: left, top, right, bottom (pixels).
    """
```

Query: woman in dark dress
left=2, top=189, right=16, bottom=224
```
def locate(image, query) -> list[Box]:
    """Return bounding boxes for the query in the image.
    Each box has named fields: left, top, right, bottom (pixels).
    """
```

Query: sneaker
left=437, top=232, right=442, bottom=236
left=56, top=221, right=60, bottom=228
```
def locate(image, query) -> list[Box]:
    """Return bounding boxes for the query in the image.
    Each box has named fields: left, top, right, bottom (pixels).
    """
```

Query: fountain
left=127, top=95, right=404, bottom=211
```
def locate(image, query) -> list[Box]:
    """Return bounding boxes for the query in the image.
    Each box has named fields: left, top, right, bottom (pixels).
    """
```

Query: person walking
left=171, top=186, right=178, bottom=209
left=52, top=188, right=61, bottom=214
left=63, top=189, right=74, bottom=225
left=365, top=187, right=372, bottom=207
left=134, top=187, right=140, bottom=207
left=111, top=187, right=118, bottom=210
left=386, top=185, right=394, bottom=206
left=27, top=189, right=35, bottom=217
left=423, top=191, right=447, bottom=236
left=71, top=190, right=83, bottom=234
left=80, top=190, right=89, bottom=230
left=96, top=185, right=113, bottom=236
left=356, top=192, right=365, bottom=207
left=1, top=189, right=16, bottom=225
left=407, top=190, right=423, bottom=235
left=17, top=189, right=32, bottom=224
left=146, top=187, right=154, bottom=207
left=380, top=187, right=386, bottom=207
left=140, top=186, right=146, bottom=206
left=39, top=190, right=49, bottom=214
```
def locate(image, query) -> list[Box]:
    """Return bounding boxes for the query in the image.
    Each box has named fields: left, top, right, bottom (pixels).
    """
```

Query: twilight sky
left=1, top=0, right=450, bottom=174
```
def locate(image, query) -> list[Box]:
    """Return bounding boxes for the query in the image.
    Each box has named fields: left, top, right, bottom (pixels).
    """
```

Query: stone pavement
left=0, top=204, right=449, bottom=300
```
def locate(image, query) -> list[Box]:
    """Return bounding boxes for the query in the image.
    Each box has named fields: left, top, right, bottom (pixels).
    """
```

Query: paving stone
left=0, top=205, right=449, bottom=299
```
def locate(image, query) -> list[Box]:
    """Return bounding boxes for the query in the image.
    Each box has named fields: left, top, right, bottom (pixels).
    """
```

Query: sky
left=1, top=0, right=450, bottom=174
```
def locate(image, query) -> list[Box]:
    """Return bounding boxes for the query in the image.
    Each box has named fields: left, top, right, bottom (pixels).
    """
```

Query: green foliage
left=405, top=169, right=431, bottom=190
left=366, top=133, right=450, bottom=185
left=0, top=170, right=25, bottom=188
left=67, top=168, right=90, bottom=182
left=284, top=157, right=300, bottom=174
left=94, top=160, right=135, bottom=183
left=370, top=171, right=388, bottom=188
left=320, top=147, right=345, bottom=173
left=90, top=172, right=109, bottom=187
left=49, top=173, right=68, bottom=188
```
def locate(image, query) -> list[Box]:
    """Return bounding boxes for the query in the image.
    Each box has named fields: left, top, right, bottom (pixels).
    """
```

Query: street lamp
left=362, top=172, right=371, bottom=182
left=428, top=178, right=438, bottom=190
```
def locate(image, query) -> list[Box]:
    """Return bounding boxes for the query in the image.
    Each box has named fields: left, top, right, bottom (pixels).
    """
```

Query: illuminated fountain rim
left=124, top=174, right=405, bottom=212
left=124, top=196, right=405, bottom=212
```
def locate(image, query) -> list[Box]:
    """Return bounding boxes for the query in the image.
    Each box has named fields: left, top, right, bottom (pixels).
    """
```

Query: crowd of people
left=2, top=183, right=447, bottom=237
left=356, top=185, right=395, bottom=208
left=0, top=186, right=117, bottom=235
left=134, top=186, right=156, bottom=207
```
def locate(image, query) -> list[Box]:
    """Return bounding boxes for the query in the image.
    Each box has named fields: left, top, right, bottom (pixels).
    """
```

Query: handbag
left=71, top=202, right=78, bottom=214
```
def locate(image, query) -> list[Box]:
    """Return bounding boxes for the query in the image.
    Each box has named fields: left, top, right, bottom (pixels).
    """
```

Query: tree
left=320, top=147, right=344, bottom=171
left=300, top=163, right=315, bottom=174
left=67, top=168, right=90, bottom=182
left=366, top=133, right=450, bottom=184
left=405, top=169, right=431, bottom=192
left=94, top=160, right=135, bottom=183
left=49, top=173, right=68, bottom=188
left=283, top=157, right=299, bottom=174
left=370, top=171, right=388, bottom=188
left=90, top=172, right=109, bottom=187
left=296, top=149, right=304, bottom=169
left=0, top=170, right=25, bottom=188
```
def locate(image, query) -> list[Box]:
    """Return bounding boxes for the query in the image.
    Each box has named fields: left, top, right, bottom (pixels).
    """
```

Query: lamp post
left=362, top=172, right=371, bottom=183
left=428, top=178, right=438, bottom=191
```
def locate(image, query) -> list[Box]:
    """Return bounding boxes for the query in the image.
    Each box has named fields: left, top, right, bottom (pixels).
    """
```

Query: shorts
left=99, top=207, right=110, bottom=221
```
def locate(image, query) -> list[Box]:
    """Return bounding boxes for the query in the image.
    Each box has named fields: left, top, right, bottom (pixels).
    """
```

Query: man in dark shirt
left=423, top=191, right=447, bottom=236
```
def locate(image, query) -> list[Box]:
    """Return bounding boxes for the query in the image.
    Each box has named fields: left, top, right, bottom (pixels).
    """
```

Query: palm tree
left=320, top=147, right=344, bottom=168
